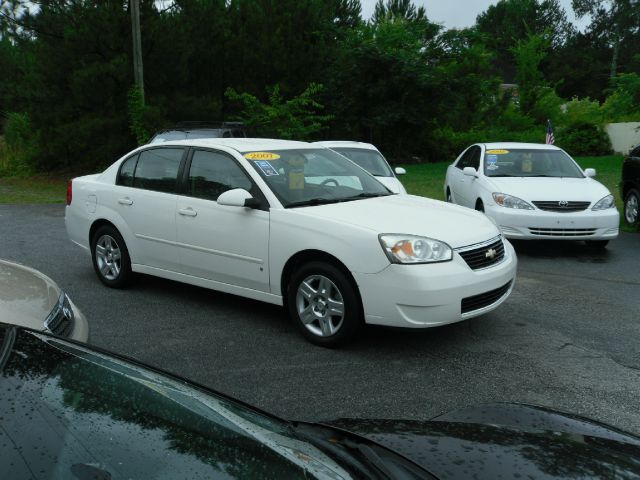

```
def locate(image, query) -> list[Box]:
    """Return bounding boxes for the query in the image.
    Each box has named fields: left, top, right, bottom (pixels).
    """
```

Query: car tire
left=287, top=261, right=362, bottom=348
left=446, top=188, right=452, bottom=203
left=624, top=188, right=639, bottom=227
left=475, top=200, right=484, bottom=212
left=91, top=225, right=132, bottom=288
left=585, top=240, right=609, bottom=249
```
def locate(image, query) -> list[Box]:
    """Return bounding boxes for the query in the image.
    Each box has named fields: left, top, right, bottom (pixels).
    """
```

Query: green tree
left=372, top=0, right=427, bottom=23
left=512, top=33, right=549, bottom=115
left=225, top=83, right=332, bottom=140
left=572, top=0, right=640, bottom=78
left=476, top=0, right=574, bottom=82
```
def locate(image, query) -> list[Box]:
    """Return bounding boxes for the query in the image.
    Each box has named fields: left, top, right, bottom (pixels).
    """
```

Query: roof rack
left=172, top=121, right=245, bottom=130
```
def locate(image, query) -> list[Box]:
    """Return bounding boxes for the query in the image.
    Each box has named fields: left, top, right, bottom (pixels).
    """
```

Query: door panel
left=114, top=148, right=184, bottom=271
left=176, top=149, right=270, bottom=292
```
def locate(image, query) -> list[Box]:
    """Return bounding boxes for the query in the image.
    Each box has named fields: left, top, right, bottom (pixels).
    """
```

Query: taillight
left=66, top=179, right=73, bottom=206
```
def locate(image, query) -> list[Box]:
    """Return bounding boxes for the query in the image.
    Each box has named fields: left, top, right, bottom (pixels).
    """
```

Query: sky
left=360, top=0, right=589, bottom=30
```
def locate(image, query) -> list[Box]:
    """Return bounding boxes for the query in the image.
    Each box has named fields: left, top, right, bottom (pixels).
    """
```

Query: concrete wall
left=605, top=122, right=640, bottom=154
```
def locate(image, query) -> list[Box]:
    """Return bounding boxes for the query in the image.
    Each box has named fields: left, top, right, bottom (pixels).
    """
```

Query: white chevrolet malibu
left=444, top=143, right=619, bottom=248
left=66, top=139, right=516, bottom=347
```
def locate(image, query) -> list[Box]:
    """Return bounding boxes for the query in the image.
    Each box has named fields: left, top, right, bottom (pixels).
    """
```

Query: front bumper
left=485, top=205, right=619, bottom=240
left=353, top=240, right=517, bottom=328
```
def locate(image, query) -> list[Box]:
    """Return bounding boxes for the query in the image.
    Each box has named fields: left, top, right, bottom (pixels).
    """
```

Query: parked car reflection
left=2, top=323, right=640, bottom=479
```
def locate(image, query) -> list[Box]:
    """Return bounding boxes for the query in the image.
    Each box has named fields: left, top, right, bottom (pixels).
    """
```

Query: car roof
left=482, top=142, right=562, bottom=151
left=313, top=141, right=378, bottom=151
left=154, top=138, right=317, bottom=153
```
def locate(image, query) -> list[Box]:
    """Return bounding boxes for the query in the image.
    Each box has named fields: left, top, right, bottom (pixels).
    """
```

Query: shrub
left=563, top=97, right=603, bottom=125
left=0, top=112, right=37, bottom=176
left=557, top=121, right=612, bottom=156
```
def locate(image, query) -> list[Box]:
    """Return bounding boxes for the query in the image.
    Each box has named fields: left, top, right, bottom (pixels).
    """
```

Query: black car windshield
left=330, top=148, right=394, bottom=177
left=0, top=326, right=353, bottom=479
left=484, top=148, right=584, bottom=178
left=245, top=148, right=391, bottom=208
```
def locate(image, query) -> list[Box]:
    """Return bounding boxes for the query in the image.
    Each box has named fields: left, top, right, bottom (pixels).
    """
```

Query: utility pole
left=130, top=0, right=144, bottom=103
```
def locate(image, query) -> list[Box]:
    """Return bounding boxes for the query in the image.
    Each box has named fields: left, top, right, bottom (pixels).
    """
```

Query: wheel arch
left=89, top=219, right=120, bottom=246
left=280, top=250, right=362, bottom=310
left=622, top=181, right=638, bottom=200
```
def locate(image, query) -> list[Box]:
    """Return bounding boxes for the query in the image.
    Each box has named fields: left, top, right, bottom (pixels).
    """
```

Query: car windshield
left=484, top=148, right=584, bottom=178
left=330, top=148, right=393, bottom=177
left=0, top=326, right=353, bottom=479
left=245, top=148, right=391, bottom=208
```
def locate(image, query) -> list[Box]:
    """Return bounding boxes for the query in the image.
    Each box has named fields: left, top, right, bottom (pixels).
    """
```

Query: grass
left=0, top=176, right=68, bottom=204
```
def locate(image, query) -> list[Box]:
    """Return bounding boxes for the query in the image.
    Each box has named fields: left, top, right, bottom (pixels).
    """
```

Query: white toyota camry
left=444, top=143, right=619, bottom=248
left=66, top=139, right=516, bottom=347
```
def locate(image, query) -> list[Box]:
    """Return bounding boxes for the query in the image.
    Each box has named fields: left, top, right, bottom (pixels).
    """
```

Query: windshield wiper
left=287, top=198, right=344, bottom=208
left=341, top=192, right=391, bottom=201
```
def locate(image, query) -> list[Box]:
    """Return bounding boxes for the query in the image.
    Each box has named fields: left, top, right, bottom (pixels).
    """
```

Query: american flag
left=545, top=119, right=555, bottom=145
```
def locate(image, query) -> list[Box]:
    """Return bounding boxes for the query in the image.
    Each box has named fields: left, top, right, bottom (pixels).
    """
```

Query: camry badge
left=485, top=248, right=497, bottom=259
left=558, top=200, right=569, bottom=207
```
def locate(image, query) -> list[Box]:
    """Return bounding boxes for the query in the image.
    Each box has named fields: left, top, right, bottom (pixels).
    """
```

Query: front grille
left=456, top=237, right=505, bottom=270
left=461, top=281, right=512, bottom=314
left=532, top=201, right=591, bottom=212
left=529, top=227, right=596, bottom=237
left=44, top=293, right=75, bottom=337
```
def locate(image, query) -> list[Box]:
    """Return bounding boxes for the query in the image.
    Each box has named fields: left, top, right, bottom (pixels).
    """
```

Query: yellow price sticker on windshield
left=485, top=149, right=509, bottom=154
left=244, top=152, right=281, bottom=160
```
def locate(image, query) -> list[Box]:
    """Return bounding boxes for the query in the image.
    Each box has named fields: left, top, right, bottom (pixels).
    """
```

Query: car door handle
left=178, top=207, right=197, bottom=217
left=118, top=197, right=133, bottom=206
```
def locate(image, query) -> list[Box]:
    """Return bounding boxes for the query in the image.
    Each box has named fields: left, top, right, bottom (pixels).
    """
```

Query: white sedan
left=313, top=141, right=407, bottom=194
left=444, top=143, right=619, bottom=248
left=66, top=139, right=516, bottom=347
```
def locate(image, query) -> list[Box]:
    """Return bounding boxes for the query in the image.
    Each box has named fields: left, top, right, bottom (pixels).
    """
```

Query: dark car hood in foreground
left=324, top=403, right=640, bottom=479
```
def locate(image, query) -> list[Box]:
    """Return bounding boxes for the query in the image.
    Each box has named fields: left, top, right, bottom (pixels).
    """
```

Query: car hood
left=0, top=260, right=60, bottom=330
left=324, top=403, right=640, bottom=479
left=485, top=177, right=611, bottom=203
left=295, top=195, right=500, bottom=249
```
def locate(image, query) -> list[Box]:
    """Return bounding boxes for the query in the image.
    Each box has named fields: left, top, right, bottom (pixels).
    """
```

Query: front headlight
left=592, top=194, right=615, bottom=210
left=492, top=193, right=534, bottom=210
left=379, top=234, right=452, bottom=264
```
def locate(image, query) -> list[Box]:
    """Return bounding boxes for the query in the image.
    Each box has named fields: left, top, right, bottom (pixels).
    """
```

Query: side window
left=133, top=148, right=184, bottom=194
left=469, top=146, right=481, bottom=170
left=188, top=150, right=252, bottom=201
left=117, top=154, right=138, bottom=186
left=456, top=147, right=474, bottom=170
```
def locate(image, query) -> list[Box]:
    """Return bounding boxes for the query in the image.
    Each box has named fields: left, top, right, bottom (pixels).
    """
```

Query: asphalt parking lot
left=1, top=203, right=639, bottom=434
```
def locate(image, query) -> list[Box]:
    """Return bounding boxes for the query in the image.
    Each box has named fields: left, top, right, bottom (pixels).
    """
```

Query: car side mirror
left=394, top=167, right=407, bottom=176
left=217, top=188, right=259, bottom=208
left=463, top=167, right=478, bottom=177
left=584, top=168, right=596, bottom=178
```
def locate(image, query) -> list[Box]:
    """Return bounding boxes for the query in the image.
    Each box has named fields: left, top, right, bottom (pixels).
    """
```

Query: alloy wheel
left=295, top=275, right=345, bottom=337
left=625, top=192, right=638, bottom=225
left=95, top=234, right=122, bottom=281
